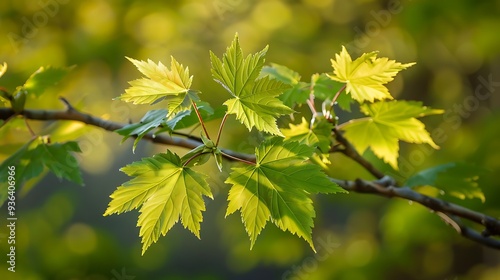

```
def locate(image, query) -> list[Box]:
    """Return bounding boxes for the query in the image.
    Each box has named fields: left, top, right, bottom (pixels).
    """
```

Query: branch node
left=59, top=97, right=75, bottom=112
left=375, top=175, right=397, bottom=187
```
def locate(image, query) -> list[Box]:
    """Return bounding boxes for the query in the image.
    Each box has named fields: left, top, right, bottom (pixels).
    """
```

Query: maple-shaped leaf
left=104, top=151, right=212, bottom=255
left=225, top=138, right=346, bottom=251
left=261, top=63, right=310, bottom=108
left=210, top=34, right=293, bottom=136
left=341, top=100, right=443, bottom=169
left=328, top=46, right=415, bottom=103
left=406, top=162, right=486, bottom=202
left=119, top=56, right=199, bottom=115
left=0, top=137, right=83, bottom=206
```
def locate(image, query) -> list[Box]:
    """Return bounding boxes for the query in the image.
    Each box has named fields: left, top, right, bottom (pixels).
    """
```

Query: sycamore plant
left=6, top=34, right=488, bottom=255
left=103, top=34, right=442, bottom=255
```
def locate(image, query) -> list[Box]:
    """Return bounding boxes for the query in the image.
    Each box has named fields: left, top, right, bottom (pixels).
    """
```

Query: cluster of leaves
left=106, top=35, right=347, bottom=255
left=103, top=34, right=447, bottom=255
left=0, top=34, right=487, bottom=255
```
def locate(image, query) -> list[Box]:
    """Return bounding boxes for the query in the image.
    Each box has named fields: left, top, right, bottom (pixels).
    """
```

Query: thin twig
left=191, top=100, right=211, bottom=139
left=216, top=113, right=229, bottom=147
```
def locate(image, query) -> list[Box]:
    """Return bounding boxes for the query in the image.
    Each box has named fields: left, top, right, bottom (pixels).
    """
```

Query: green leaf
left=261, top=63, right=310, bottom=108
left=119, top=57, right=198, bottom=115
left=282, top=117, right=334, bottom=168
left=115, top=109, right=168, bottom=152
left=341, top=100, right=443, bottom=169
left=282, top=117, right=333, bottom=153
left=104, top=151, right=213, bottom=255
left=11, top=89, right=27, bottom=113
left=210, top=34, right=293, bottom=136
left=180, top=145, right=211, bottom=168
left=328, top=46, right=415, bottom=103
left=261, top=63, right=301, bottom=85
left=0, top=137, right=83, bottom=206
left=158, top=102, right=225, bottom=133
left=406, top=163, right=486, bottom=202
left=311, top=73, right=352, bottom=111
left=225, top=138, right=346, bottom=251
left=22, top=66, right=71, bottom=97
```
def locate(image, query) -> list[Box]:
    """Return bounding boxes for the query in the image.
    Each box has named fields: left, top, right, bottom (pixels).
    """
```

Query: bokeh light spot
left=64, top=223, right=97, bottom=255
left=252, top=1, right=292, bottom=31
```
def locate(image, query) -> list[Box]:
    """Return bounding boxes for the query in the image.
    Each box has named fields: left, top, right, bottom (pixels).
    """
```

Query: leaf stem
left=182, top=151, right=209, bottom=167
left=191, top=100, right=211, bottom=139
left=215, top=113, right=229, bottom=147
left=221, top=151, right=255, bottom=165
left=330, top=84, right=346, bottom=106
left=306, top=96, right=317, bottom=116
left=24, top=117, right=36, bottom=137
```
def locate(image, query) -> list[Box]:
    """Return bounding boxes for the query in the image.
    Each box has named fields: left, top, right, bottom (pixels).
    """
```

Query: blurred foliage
left=0, top=0, right=499, bottom=279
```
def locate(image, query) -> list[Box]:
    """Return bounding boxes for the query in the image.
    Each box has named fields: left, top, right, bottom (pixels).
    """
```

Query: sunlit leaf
left=119, top=57, right=198, bottom=115
left=104, top=151, right=213, bottom=255
left=328, top=46, right=415, bottom=102
left=341, top=100, right=443, bottom=169
left=225, top=138, right=346, bottom=251
left=211, top=34, right=293, bottom=136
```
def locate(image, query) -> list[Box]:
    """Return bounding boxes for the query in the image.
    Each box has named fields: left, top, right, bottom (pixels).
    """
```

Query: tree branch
left=332, top=128, right=386, bottom=180
left=1, top=106, right=499, bottom=250
left=0, top=106, right=255, bottom=162
left=330, top=177, right=500, bottom=249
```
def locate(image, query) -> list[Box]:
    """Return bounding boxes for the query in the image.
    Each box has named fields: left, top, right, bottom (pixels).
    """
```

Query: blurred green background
left=1, top=0, right=500, bottom=279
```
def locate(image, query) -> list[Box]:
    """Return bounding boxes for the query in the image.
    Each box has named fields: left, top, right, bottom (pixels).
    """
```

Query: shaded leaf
left=115, top=109, right=168, bottom=152
left=22, top=66, right=71, bottom=97
left=0, top=137, right=83, bottom=206
left=406, top=162, right=486, bottom=202
left=311, top=73, right=352, bottom=112
left=261, top=63, right=309, bottom=107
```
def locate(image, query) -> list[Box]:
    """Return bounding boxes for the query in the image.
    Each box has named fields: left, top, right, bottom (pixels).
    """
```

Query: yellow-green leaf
left=119, top=57, right=197, bottom=115
left=328, top=46, right=415, bottom=102
left=225, top=138, right=346, bottom=251
left=104, top=151, right=212, bottom=255
left=341, top=101, right=443, bottom=169
left=211, top=34, right=293, bottom=136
